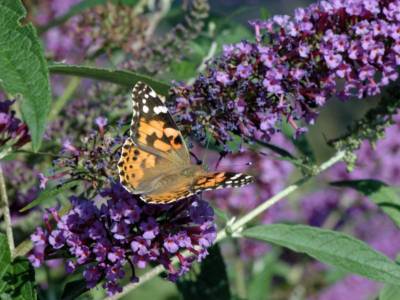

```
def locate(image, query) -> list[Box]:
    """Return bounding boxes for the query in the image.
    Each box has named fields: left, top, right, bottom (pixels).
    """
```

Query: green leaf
left=177, top=245, right=231, bottom=300
left=331, top=179, right=400, bottom=228
left=242, top=224, right=400, bottom=285
left=20, top=181, right=77, bottom=212
left=380, top=284, right=400, bottom=300
left=0, top=257, right=36, bottom=300
left=0, top=234, right=11, bottom=283
left=48, top=63, right=170, bottom=96
left=0, top=0, right=52, bottom=151
left=61, top=279, right=88, bottom=300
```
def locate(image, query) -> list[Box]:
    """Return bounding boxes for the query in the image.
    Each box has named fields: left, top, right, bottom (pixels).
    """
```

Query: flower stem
left=104, top=150, right=345, bottom=300
left=0, top=164, right=14, bottom=254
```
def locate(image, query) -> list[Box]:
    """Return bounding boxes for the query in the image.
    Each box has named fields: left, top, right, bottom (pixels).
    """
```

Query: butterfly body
left=118, top=82, right=254, bottom=204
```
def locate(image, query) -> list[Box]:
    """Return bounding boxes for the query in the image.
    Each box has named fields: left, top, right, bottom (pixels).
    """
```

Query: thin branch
left=0, top=164, right=14, bottom=254
left=104, top=150, right=345, bottom=300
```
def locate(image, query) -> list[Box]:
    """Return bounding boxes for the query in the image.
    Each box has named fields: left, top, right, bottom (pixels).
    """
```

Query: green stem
left=0, top=164, right=14, bottom=254
left=103, top=150, right=346, bottom=300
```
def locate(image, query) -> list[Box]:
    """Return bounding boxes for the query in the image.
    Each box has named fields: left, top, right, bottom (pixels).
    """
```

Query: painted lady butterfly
left=118, top=82, right=254, bottom=204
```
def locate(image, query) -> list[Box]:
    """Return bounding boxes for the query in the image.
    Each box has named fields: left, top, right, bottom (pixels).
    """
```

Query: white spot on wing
left=143, top=105, right=149, bottom=113
left=154, top=105, right=168, bottom=114
left=231, top=173, right=242, bottom=180
left=153, top=106, right=161, bottom=114
left=149, top=90, right=157, bottom=98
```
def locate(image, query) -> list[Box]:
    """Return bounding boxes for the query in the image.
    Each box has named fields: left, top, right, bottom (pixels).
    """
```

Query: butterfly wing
left=118, top=82, right=191, bottom=195
left=130, top=82, right=190, bottom=164
left=118, top=138, right=171, bottom=194
left=142, top=171, right=254, bottom=204
left=192, top=172, right=254, bottom=191
left=140, top=176, right=195, bottom=204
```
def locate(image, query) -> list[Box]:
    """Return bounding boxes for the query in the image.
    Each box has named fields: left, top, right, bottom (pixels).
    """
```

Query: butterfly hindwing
left=140, top=172, right=254, bottom=204
left=118, top=137, right=157, bottom=193
left=140, top=186, right=194, bottom=204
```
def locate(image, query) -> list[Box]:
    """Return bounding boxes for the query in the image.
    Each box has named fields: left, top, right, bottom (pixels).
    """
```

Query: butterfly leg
left=190, top=151, right=203, bottom=165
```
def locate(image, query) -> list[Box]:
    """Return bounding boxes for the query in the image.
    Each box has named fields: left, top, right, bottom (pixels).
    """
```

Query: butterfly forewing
left=130, top=82, right=190, bottom=163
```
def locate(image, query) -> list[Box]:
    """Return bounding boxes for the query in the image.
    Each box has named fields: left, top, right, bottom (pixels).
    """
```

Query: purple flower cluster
left=0, top=100, right=30, bottom=153
left=29, top=184, right=216, bottom=295
left=46, top=114, right=125, bottom=190
left=171, top=0, right=400, bottom=148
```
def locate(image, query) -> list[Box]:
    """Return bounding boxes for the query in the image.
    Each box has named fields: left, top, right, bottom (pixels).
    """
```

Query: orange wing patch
left=153, top=139, right=171, bottom=152
left=164, top=127, right=183, bottom=150
left=193, top=172, right=227, bottom=190
left=136, top=117, right=184, bottom=152
left=118, top=138, right=157, bottom=191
